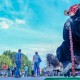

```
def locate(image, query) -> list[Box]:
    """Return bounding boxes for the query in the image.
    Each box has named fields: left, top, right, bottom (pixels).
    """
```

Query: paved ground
left=0, top=77, right=46, bottom=80
left=0, top=76, right=80, bottom=80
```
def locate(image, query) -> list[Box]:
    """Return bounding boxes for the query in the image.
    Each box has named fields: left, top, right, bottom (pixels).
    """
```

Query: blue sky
left=0, top=0, right=80, bottom=68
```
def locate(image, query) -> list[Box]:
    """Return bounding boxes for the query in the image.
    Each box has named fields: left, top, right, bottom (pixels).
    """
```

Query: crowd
left=0, top=49, right=80, bottom=78
left=0, top=64, right=29, bottom=77
left=0, top=49, right=42, bottom=78
left=43, top=62, right=80, bottom=77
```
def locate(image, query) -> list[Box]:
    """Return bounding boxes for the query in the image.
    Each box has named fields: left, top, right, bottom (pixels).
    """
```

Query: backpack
left=38, top=56, right=42, bottom=63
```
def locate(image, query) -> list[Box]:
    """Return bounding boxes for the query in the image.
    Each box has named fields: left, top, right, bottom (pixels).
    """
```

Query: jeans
left=3, top=70, right=7, bottom=76
left=25, top=71, right=28, bottom=76
left=8, top=71, right=10, bottom=77
left=15, top=61, right=21, bottom=77
left=34, top=62, right=39, bottom=76
left=31, top=70, right=34, bottom=76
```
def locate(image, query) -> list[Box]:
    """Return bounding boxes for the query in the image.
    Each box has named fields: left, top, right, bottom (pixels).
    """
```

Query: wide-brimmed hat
left=64, top=4, right=79, bottom=16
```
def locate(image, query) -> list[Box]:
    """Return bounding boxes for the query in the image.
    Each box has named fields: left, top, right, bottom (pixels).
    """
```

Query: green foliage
left=21, top=53, right=32, bottom=75
left=0, top=54, right=12, bottom=67
left=3, top=50, right=16, bottom=65
left=3, top=50, right=32, bottom=75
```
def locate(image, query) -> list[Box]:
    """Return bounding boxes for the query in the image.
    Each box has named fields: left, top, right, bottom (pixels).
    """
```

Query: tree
left=3, top=50, right=32, bottom=75
left=0, top=54, right=12, bottom=68
left=3, top=50, right=16, bottom=65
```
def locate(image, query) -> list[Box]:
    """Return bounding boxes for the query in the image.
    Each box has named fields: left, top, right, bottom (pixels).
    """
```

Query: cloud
left=19, top=42, right=62, bottom=55
left=0, top=18, right=13, bottom=29
left=0, top=17, right=26, bottom=29
left=15, top=19, right=26, bottom=24
left=0, top=45, right=18, bottom=54
left=0, top=22, right=9, bottom=29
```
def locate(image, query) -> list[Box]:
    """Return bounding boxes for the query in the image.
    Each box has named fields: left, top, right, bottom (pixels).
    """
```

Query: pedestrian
left=0, top=63, right=2, bottom=77
left=15, top=49, right=22, bottom=78
left=12, top=66, right=16, bottom=77
left=7, top=66, right=11, bottom=77
left=33, top=52, right=42, bottom=77
left=24, top=65, right=28, bottom=77
left=31, top=63, right=34, bottom=77
left=2, top=63, right=8, bottom=77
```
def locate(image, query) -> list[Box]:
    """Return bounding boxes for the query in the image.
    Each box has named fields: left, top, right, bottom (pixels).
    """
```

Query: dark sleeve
left=63, top=19, right=72, bottom=41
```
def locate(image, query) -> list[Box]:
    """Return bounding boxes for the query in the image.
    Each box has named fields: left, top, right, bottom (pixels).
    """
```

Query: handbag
left=38, top=56, right=42, bottom=63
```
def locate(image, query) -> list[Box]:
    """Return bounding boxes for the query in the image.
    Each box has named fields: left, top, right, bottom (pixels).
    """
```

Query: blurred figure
left=57, top=4, right=80, bottom=77
left=31, top=63, right=34, bottom=77
left=15, top=49, right=22, bottom=78
left=21, top=70, right=25, bottom=77
left=2, top=63, right=8, bottom=77
left=24, top=65, right=28, bottom=77
left=0, top=63, right=2, bottom=77
left=33, top=52, right=41, bottom=77
left=12, top=66, right=16, bottom=77
left=7, top=66, right=11, bottom=77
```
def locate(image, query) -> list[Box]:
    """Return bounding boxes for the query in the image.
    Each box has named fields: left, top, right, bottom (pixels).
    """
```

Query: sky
left=0, top=0, right=80, bottom=68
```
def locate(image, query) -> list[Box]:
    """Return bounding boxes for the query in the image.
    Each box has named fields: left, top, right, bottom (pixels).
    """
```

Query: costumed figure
left=56, top=4, right=80, bottom=77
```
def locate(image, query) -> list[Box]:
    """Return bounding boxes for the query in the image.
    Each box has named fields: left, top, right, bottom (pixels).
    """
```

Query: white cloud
left=0, top=22, right=9, bottom=29
left=15, top=19, right=26, bottom=24
left=0, top=18, right=26, bottom=29
left=0, top=18, right=13, bottom=29
left=19, top=42, right=62, bottom=56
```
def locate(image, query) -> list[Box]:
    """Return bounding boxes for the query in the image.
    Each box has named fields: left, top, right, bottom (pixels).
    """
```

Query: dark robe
left=56, top=8, right=80, bottom=63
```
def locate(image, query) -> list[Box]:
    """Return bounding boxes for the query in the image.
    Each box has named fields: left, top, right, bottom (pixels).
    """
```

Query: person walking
left=24, top=65, right=28, bottom=77
left=33, top=52, right=41, bottom=77
left=15, top=49, right=22, bottom=78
